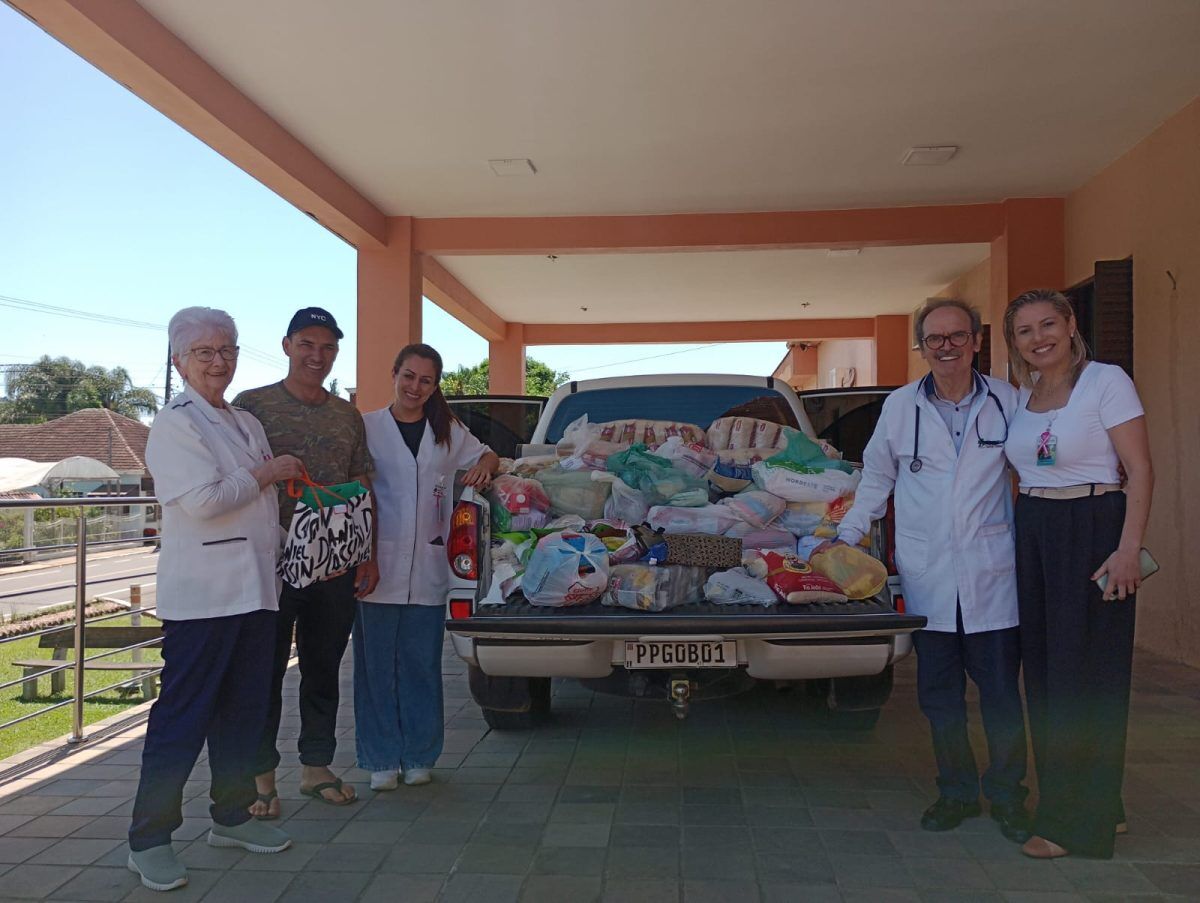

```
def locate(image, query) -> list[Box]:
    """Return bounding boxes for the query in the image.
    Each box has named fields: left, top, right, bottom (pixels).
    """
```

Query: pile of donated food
left=480, top=414, right=888, bottom=613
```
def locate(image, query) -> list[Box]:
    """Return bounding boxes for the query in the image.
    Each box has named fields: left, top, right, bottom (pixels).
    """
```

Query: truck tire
left=470, top=667, right=551, bottom=731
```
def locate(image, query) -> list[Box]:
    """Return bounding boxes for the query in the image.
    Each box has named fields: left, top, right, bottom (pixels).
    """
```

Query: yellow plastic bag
left=809, top=544, right=887, bottom=600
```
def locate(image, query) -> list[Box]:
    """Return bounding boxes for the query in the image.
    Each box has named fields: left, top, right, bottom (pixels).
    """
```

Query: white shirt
left=362, top=410, right=490, bottom=606
left=146, top=386, right=282, bottom=620
left=1006, top=362, right=1144, bottom=489
left=837, top=373, right=1020, bottom=634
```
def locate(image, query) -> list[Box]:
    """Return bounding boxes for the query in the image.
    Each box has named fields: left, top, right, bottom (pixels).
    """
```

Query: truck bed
left=450, top=595, right=925, bottom=636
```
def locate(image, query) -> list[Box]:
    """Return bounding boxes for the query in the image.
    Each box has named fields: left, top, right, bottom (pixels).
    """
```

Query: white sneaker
left=403, top=768, right=432, bottom=786
left=370, top=770, right=400, bottom=791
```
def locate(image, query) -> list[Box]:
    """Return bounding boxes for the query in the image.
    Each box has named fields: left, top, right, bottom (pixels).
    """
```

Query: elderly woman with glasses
left=127, top=307, right=304, bottom=892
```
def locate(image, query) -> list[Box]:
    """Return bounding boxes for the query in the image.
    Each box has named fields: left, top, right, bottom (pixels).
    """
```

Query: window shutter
left=1091, top=259, right=1134, bottom=377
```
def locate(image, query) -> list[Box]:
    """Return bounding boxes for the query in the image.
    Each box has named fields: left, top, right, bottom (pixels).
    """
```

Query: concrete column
left=489, top=323, right=526, bottom=395
left=873, top=315, right=910, bottom=386
left=989, top=198, right=1066, bottom=379
left=357, top=217, right=422, bottom=410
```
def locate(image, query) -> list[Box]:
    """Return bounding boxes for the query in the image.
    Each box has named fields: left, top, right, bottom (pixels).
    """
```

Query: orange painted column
left=357, top=217, right=422, bottom=411
left=489, top=323, right=526, bottom=395
left=989, top=198, right=1066, bottom=379
left=873, top=315, right=910, bottom=386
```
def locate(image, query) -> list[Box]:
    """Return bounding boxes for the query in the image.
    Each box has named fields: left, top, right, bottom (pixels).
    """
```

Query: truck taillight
left=893, top=594, right=906, bottom=613
left=449, top=599, right=472, bottom=620
left=448, top=502, right=479, bottom=580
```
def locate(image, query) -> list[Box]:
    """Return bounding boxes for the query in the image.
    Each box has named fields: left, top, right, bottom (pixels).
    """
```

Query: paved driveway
left=0, top=642, right=1197, bottom=901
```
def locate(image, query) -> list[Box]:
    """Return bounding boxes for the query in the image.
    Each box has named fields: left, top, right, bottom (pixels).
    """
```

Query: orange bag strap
left=285, top=468, right=351, bottom=509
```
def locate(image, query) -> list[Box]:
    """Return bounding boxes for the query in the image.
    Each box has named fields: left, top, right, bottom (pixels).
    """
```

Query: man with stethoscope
left=831, top=298, right=1032, bottom=844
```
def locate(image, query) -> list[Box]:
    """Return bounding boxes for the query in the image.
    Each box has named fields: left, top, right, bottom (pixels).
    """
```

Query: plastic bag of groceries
left=535, top=465, right=612, bottom=519
left=486, top=475, right=551, bottom=533
left=598, top=473, right=650, bottom=525
left=606, top=444, right=708, bottom=507
left=646, top=503, right=741, bottom=535
left=587, top=520, right=642, bottom=564
left=603, top=563, right=708, bottom=612
left=522, top=531, right=610, bottom=607
left=751, top=432, right=859, bottom=502
left=718, top=489, right=786, bottom=528
left=744, top=550, right=848, bottom=604
left=655, top=436, right=718, bottom=478
left=798, top=539, right=888, bottom=601
left=724, top=522, right=796, bottom=552
left=704, top=567, right=778, bottom=607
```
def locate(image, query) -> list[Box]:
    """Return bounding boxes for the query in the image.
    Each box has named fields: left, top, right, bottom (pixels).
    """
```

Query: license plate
left=624, top=640, right=737, bottom=669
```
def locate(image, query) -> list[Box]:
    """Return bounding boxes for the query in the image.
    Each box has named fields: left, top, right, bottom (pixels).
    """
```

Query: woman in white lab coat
left=355, top=344, right=498, bottom=790
left=128, top=307, right=303, bottom=891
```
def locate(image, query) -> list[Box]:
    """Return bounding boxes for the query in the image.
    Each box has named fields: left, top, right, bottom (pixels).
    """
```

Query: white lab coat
left=362, top=409, right=490, bottom=606
left=837, top=374, right=1019, bottom=634
left=146, top=385, right=281, bottom=620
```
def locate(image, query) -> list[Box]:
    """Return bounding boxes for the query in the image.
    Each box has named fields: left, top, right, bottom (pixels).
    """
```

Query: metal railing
left=0, top=496, right=160, bottom=744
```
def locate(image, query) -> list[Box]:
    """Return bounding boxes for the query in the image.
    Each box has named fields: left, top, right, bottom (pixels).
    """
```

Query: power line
left=568, top=342, right=730, bottom=374
left=0, top=292, right=283, bottom=367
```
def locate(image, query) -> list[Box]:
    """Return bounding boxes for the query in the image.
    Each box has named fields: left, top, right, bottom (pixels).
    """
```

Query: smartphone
left=1095, top=548, right=1159, bottom=593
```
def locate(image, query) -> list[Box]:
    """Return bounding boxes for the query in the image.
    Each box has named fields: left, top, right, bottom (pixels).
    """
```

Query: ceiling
left=140, top=0, right=1200, bottom=219
left=437, top=244, right=990, bottom=324
left=123, top=1, right=1200, bottom=329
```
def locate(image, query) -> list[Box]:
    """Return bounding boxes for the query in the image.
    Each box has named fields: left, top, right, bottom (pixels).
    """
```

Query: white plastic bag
left=655, top=436, right=718, bottom=478
left=646, top=504, right=741, bottom=534
left=598, top=473, right=651, bottom=525
left=603, top=563, right=707, bottom=612
left=751, top=460, right=861, bottom=503
left=718, top=490, right=786, bottom=528
left=704, top=567, right=778, bottom=607
left=535, top=466, right=612, bottom=519
left=521, top=531, right=611, bottom=607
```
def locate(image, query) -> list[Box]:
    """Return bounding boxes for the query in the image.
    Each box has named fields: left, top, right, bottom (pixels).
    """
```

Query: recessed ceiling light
left=488, top=158, right=537, bottom=176
left=827, top=248, right=862, bottom=259
left=901, top=145, right=958, bottom=166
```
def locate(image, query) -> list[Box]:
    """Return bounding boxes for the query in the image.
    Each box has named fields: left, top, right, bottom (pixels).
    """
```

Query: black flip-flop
left=253, top=789, right=280, bottom=821
left=299, top=778, right=357, bottom=807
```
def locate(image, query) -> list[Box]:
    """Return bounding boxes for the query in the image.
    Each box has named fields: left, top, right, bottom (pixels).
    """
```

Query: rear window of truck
left=542, top=385, right=801, bottom=443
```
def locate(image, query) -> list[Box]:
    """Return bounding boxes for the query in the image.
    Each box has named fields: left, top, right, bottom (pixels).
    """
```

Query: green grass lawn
left=0, top=614, right=163, bottom=761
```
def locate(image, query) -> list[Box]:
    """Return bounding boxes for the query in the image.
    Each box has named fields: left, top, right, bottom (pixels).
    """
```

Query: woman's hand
left=1092, top=547, right=1142, bottom=601
left=252, top=454, right=305, bottom=488
left=460, top=462, right=494, bottom=490
left=354, top=558, right=380, bottom=599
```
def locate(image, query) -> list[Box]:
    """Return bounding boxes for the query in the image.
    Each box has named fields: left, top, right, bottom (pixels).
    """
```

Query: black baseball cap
left=286, top=307, right=343, bottom=339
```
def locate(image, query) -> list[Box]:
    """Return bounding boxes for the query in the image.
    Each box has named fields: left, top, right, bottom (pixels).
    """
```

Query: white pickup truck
left=443, top=374, right=925, bottom=728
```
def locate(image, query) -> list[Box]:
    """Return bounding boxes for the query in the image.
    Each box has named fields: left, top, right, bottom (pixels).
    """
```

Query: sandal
left=252, top=789, right=280, bottom=821
left=299, top=777, right=357, bottom=807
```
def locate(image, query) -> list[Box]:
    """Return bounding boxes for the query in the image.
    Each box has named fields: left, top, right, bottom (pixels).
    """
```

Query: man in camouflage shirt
left=233, top=307, right=377, bottom=814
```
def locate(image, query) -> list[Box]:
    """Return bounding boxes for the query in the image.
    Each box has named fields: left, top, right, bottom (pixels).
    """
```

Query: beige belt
left=1019, top=483, right=1122, bottom=500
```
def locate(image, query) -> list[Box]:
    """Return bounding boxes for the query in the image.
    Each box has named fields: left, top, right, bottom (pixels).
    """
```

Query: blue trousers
left=910, top=605, right=1028, bottom=806
left=129, top=609, right=275, bottom=851
left=352, top=602, right=445, bottom=772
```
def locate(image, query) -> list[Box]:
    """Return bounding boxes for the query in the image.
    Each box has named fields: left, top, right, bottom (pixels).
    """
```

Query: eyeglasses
left=922, top=331, right=974, bottom=351
left=185, top=346, right=240, bottom=363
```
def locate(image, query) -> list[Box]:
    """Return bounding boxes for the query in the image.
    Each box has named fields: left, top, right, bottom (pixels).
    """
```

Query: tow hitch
left=669, top=676, right=692, bottom=719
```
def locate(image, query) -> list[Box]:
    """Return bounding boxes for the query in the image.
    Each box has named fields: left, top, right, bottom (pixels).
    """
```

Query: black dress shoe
left=990, top=801, right=1033, bottom=843
left=920, top=797, right=982, bottom=832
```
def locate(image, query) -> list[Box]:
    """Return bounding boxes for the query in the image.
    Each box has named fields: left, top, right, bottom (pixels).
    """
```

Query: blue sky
left=0, top=5, right=785, bottom=406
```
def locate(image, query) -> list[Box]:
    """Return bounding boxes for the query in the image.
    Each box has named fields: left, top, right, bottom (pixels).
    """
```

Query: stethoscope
left=910, top=372, right=1008, bottom=473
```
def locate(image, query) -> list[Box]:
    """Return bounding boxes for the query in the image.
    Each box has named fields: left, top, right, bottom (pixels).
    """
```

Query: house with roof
left=0, top=408, right=151, bottom=496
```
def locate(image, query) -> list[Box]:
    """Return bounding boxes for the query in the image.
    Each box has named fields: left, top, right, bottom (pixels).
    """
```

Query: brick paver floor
left=0, top=640, right=1197, bottom=901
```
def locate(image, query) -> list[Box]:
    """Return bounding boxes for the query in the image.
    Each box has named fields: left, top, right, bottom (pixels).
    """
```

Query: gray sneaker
left=208, top=819, right=292, bottom=853
left=127, top=845, right=188, bottom=892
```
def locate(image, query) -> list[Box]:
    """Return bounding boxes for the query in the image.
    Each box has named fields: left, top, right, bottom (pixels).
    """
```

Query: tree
left=439, top=358, right=569, bottom=397
left=0, top=356, right=159, bottom=423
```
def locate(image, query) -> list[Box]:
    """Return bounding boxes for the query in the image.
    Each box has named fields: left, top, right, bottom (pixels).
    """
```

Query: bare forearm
left=1118, top=464, right=1154, bottom=552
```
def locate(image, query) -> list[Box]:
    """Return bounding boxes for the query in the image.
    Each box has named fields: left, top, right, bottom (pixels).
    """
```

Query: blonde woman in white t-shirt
left=1002, top=289, right=1154, bottom=861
